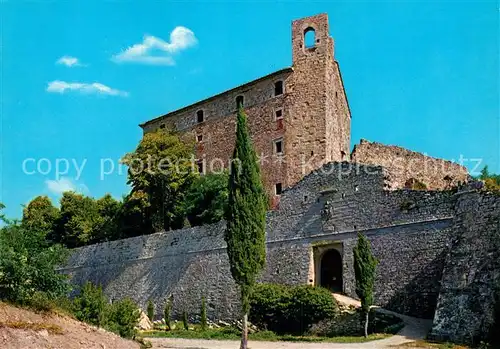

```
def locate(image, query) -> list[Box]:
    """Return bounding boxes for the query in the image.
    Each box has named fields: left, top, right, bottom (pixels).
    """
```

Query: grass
left=393, top=340, right=471, bottom=349
left=140, top=328, right=391, bottom=343
left=0, top=321, right=64, bottom=335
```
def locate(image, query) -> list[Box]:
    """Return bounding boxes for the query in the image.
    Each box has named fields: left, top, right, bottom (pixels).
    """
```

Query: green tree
left=0, top=216, right=69, bottom=304
left=73, top=281, right=107, bottom=327
left=224, top=106, right=267, bottom=349
left=184, top=172, right=229, bottom=226
left=118, top=191, right=153, bottom=239
left=164, top=296, right=172, bottom=331
left=55, top=192, right=103, bottom=247
left=147, top=299, right=154, bottom=321
left=479, top=165, right=500, bottom=193
left=106, top=297, right=141, bottom=338
left=182, top=310, right=189, bottom=330
left=200, top=295, right=207, bottom=331
left=92, top=194, right=122, bottom=243
left=353, top=232, right=378, bottom=338
left=22, top=196, right=60, bottom=239
left=121, top=128, right=197, bottom=232
left=0, top=203, right=5, bottom=223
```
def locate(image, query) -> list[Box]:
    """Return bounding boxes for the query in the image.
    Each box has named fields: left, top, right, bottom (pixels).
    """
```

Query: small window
left=236, top=95, right=244, bottom=109
left=197, top=134, right=203, bottom=142
left=196, top=110, right=204, bottom=123
left=304, top=27, right=316, bottom=48
left=159, top=124, right=166, bottom=129
left=275, top=108, right=283, bottom=120
left=274, top=139, right=283, bottom=154
left=275, top=183, right=283, bottom=195
left=274, top=81, right=283, bottom=96
left=196, top=160, right=204, bottom=174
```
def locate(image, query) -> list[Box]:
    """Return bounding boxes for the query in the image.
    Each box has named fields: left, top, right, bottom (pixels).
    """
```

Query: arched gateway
left=320, top=249, right=343, bottom=292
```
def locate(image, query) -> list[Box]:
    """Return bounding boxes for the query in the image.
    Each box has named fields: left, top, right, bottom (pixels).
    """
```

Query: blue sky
left=1, top=0, right=498, bottom=220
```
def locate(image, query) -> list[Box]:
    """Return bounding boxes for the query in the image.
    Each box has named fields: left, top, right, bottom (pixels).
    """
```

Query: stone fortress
left=62, top=14, right=499, bottom=345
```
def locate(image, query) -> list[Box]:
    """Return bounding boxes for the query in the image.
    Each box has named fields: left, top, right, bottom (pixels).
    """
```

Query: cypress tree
left=353, top=232, right=378, bottom=337
left=147, top=299, right=154, bottom=322
left=200, top=295, right=207, bottom=331
left=224, top=106, right=267, bottom=349
left=182, top=310, right=189, bottom=330
left=164, top=296, right=172, bottom=331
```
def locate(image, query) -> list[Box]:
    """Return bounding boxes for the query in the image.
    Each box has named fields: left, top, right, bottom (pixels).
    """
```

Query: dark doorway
left=320, top=249, right=343, bottom=292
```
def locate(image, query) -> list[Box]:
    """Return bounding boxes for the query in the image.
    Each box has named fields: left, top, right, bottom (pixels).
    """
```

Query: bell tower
left=285, top=13, right=351, bottom=187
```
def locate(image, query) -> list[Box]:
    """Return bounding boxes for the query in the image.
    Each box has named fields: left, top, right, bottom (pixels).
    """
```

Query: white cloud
left=112, top=26, right=197, bottom=65
left=45, top=177, right=89, bottom=196
left=46, top=80, right=128, bottom=96
left=56, top=55, right=86, bottom=67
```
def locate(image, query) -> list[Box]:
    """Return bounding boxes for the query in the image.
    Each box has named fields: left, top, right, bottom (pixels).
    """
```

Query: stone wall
left=351, top=139, right=469, bottom=190
left=63, top=161, right=462, bottom=321
left=429, top=187, right=500, bottom=344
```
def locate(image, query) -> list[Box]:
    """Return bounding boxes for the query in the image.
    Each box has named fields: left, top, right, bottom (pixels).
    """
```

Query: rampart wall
left=62, top=162, right=462, bottom=321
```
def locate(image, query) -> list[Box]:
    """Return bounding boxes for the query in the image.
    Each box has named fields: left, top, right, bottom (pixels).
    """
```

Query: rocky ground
left=0, top=302, right=139, bottom=349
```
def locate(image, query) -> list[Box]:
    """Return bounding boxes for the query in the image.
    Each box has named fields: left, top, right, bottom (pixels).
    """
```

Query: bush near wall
left=249, top=283, right=338, bottom=335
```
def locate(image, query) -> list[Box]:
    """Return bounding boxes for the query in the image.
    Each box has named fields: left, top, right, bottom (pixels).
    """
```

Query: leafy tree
left=22, top=196, right=60, bottom=239
left=479, top=165, right=500, bottom=193
left=0, top=216, right=69, bottom=304
left=92, top=194, right=122, bottom=243
left=200, top=295, right=207, bottom=331
left=122, top=128, right=197, bottom=232
left=224, top=106, right=267, bottom=349
left=147, top=299, right=154, bottom=321
left=118, top=191, right=153, bottom=239
left=182, top=310, right=189, bottom=330
left=184, top=172, right=229, bottom=226
left=73, top=281, right=107, bottom=327
left=353, top=232, right=378, bottom=337
left=0, top=203, right=5, bottom=223
left=54, top=192, right=103, bottom=247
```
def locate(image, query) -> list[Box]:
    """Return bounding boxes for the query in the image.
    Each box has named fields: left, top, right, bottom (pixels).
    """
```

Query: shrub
left=147, top=299, right=154, bottom=321
left=106, top=297, right=140, bottom=338
left=73, top=282, right=107, bottom=327
left=250, top=283, right=337, bottom=335
left=200, top=296, right=207, bottom=331
left=182, top=310, right=189, bottom=330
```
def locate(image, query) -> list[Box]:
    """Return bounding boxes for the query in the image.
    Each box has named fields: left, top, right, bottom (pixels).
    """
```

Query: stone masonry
left=351, top=139, right=469, bottom=190
left=61, top=162, right=499, bottom=343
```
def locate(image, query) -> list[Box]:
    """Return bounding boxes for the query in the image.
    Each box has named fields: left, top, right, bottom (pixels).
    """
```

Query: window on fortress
left=196, top=110, right=204, bottom=123
left=275, top=108, right=283, bottom=120
left=197, top=134, right=203, bottom=142
left=196, top=160, right=204, bottom=174
left=236, top=95, right=244, bottom=109
left=304, top=28, right=316, bottom=48
left=159, top=124, right=166, bottom=129
left=274, top=139, right=283, bottom=155
left=275, top=183, right=283, bottom=195
left=274, top=81, right=283, bottom=96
